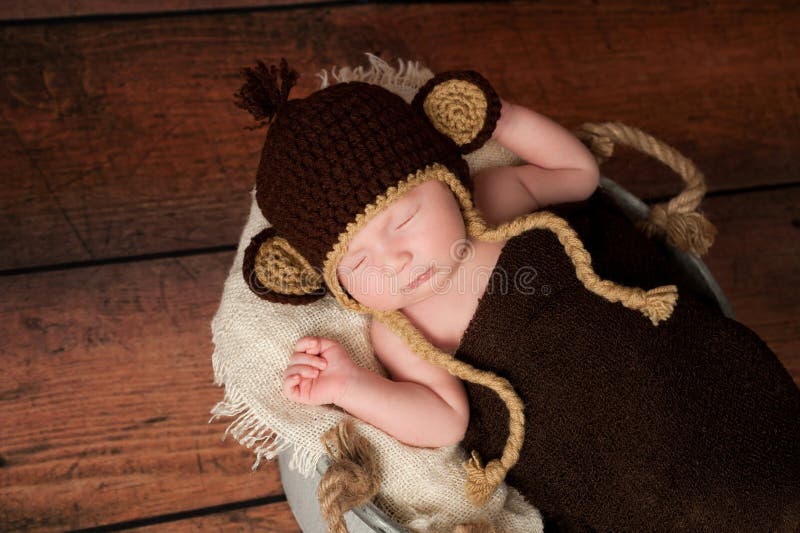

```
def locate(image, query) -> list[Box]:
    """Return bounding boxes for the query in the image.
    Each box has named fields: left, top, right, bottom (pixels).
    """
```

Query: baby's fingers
left=294, top=336, right=321, bottom=354
left=282, top=375, right=314, bottom=403
left=289, top=352, right=328, bottom=370
left=294, top=336, right=339, bottom=355
left=281, top=373, right=313, bottom=401
left=282, top=374, right=301, bottom=399
left=283, top=363, right=320, bottom=380
left=299, top=376, right=312, bottom=399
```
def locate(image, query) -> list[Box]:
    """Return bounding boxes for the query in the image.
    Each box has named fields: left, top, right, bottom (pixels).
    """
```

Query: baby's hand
left=282, top=336, right=358, bottom=406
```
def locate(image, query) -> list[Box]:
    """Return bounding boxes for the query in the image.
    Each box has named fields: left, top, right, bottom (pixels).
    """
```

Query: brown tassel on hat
left=233, top=57, right=299, bottom=130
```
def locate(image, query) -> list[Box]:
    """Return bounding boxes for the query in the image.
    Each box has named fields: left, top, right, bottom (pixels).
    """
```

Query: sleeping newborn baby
left=234, top=59, right=800, bottom=532
left=281, top=97, right=598, bottom=445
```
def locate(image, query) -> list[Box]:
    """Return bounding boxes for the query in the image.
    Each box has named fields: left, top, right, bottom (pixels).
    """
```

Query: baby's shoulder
left=472, top=165, right=540, bottom=226
left=369, top=318, right=463, bottom=386
left=368, top=318, right=399, bottom=357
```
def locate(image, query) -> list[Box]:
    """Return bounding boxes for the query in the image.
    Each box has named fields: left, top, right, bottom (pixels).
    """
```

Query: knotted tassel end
left=463, top=450, right=506, bottom=506
left=639, top=285, right=679, bottom=326
left=638, top=207, right=718, bottom=257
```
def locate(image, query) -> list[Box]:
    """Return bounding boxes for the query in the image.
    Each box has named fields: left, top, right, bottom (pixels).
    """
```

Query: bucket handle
left=576, top=122, right=717, bottom=257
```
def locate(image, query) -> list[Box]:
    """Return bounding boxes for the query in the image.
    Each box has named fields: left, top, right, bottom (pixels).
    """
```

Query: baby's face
left=336, top=179, right=468, bottom=311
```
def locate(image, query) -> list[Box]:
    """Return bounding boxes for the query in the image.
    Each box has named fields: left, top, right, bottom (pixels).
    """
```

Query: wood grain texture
left=0, top=0, right=334, bottom=22
left=700, top=188, right=800, bottom=379
left=1, top=185, right=797, bottom=531
left=0, top=251, right=290, bottom=532
left=129, top=500, right=301, bottom=532
left=1, top=0, right=798, bottom=270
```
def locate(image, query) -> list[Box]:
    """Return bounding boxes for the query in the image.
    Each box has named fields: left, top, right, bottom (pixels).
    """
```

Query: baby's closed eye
left=394, top=204, right=419, bottom=230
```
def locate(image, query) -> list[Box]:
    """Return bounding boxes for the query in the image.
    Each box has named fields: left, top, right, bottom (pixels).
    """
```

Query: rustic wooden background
left=1, top=1, right=798, bottom=531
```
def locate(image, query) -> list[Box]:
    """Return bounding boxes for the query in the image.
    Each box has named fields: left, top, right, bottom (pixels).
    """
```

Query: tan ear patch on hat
left=412, top=69, right=502, bottom=155
left=242, top=227, right=326, bottom=305
left=423, top=79, right=488, bottom=146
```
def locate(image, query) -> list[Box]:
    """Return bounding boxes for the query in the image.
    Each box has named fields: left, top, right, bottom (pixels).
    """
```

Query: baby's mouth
left=402, top=266, right=435, bottom=293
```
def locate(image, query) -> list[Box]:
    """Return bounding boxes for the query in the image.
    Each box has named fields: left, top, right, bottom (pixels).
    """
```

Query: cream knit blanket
left=209, top=52, right=543, bottom=533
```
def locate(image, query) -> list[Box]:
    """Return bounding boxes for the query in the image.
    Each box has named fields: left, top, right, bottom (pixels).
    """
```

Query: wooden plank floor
left=1, top=1, right=798, bottom=531
left=0, top=1, right=337, bottom=22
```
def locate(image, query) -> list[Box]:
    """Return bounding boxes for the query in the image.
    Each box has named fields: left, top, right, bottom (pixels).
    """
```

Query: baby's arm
left=335, top=319, right=469, bottom=448
left=488, top=98, right=600, bottom=209
left=283, top=327, right=469, bottom=449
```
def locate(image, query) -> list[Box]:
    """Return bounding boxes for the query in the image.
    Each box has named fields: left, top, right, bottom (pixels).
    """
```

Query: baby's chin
left=347, top=288, right=437, bottom=312
left=350, top=296, right=407, bottom=312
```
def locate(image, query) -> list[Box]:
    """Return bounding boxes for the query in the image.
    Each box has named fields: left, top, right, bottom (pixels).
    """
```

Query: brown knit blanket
left=455, top=187, right=800, bottom=532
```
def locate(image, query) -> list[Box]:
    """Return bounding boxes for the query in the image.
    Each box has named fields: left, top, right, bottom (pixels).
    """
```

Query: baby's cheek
left=336, top=270, right=351, bottom=292
left=337, top=268, right=365, bottom=299
left=336, top=275, right=356, bottom=301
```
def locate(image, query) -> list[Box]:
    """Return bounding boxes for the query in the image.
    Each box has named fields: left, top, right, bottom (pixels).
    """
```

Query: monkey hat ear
left=411, top=69, right=502, bottom=155
left=242, top=227, right=328, bottom=305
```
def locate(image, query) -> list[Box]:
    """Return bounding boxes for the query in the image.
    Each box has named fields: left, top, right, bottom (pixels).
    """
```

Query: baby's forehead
left=368, top=185, right=418, bottom=223
left=342, top=186, right=419, bottom=250
left=372, top=191, right=412, bottom=226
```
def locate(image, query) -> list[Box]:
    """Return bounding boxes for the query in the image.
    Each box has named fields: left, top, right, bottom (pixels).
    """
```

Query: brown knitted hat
left=235, top=58, right=501, bottom=309
left=233, top=57, right=680, bottom=507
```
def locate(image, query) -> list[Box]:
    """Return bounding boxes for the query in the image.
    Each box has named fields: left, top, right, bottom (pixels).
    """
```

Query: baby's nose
left=381, top=250, right=411, bottom=275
